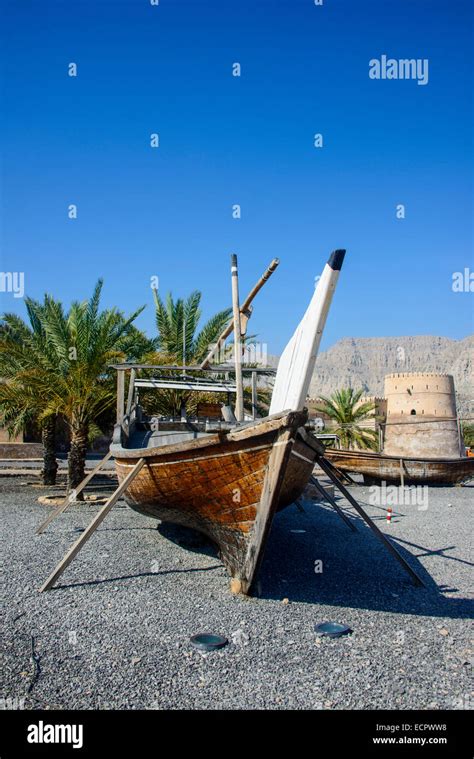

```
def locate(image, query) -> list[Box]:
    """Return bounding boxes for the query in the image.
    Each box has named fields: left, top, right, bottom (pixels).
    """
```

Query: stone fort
left=382, top=373, right=462, bottom=459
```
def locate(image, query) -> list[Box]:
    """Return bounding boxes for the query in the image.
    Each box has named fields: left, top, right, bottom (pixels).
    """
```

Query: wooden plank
left=39, top=458, right=145, bottom=592
left=116, top=369, right=125, bottom=425
left=35, top=450, right=113, bottom=535
left=125, top=368, right=136, bottom=416
left=110, top=363, right=275, bottom=373
left=135, top=378, right=237, bottom=392
left=228, top=410, right=306, bottom=442
left=400, top=458, right=405, bottom=487
left=297, top=426, right=326, bottom=455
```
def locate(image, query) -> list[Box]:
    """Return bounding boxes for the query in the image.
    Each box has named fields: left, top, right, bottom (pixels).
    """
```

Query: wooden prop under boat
left=112, top=250, right=346, bottom=594
left=324, top=448, right=474, bottom=485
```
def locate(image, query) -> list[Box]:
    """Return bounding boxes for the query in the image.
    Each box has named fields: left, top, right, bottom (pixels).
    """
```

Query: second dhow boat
left=112, top=250, right=346, bottom=594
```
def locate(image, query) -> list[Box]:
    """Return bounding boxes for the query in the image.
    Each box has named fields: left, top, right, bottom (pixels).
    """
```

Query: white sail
left=269, top=250, right=345, bottom=415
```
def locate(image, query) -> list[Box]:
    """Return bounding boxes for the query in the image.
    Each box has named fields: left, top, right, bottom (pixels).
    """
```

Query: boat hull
left=324, top=448, right=474, bottom=485
left=113, top=411, right=315, bottom=592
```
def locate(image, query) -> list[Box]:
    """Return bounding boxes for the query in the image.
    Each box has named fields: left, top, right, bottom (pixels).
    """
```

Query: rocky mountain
left=307, top=335, right=474, bottom=414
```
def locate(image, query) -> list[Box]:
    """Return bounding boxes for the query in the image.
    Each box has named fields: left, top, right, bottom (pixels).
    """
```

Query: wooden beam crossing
left=36, top=450, right=113, bottom=535
left=39, top=458, right=145, bottom=592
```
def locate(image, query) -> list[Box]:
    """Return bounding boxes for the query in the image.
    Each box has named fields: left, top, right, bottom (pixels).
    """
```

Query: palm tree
left=315, top=388, right=379, bottom=451
left=153, top=289, right=232, bottom=365
left=0, top=281, right=144, bottom=495
left=0, top=307, right=60, bottom=484
left=42, top=282, right=145, bottom=493
left=461, top=422, right=474, bottom=448
left=143, top=290, right=233, bottom=416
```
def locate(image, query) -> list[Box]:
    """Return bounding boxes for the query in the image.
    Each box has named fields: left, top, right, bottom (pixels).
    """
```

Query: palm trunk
left=41, top=416, right=58, bottom=486
left=68, top=424, right=89, bottom=500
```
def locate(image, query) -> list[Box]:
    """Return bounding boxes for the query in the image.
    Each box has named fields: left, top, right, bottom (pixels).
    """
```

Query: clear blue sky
left=1, top=0, right=473, bottom=354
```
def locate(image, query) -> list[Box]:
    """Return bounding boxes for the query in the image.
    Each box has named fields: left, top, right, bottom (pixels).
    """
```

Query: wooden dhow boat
left=110, top=250, right=347, bottom=593
left=324, top=447, right=474, bottom=485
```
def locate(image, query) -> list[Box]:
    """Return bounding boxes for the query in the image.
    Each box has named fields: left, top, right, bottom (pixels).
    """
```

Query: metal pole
left=231, top=254, right=244, bottom=421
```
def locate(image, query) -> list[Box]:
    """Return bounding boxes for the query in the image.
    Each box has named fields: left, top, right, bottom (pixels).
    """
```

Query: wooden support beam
left=400, top=458, right=405, bottom=488
left=251, top=371, right=258, bottom=420
left=315, top=455, right=425, bottom=587
left=239, top=306, right=252, bottom=338
left=125, top=368, right=136, bottom=417
left=116, top=369, right=125, bottom=425
left=298, top=427, right=356, bottom=484
left=231, top=254, right=244, bottom=422
left=36, top=451, right=113, bottom=535
left=319, top=453, right=357, bottom=485
left=39, top=458, right=145, bottom=592
left=309, top=475, right=358, bottom=532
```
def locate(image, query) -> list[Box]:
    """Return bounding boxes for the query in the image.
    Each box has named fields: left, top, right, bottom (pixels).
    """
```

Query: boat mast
left=200, top=257, right=279, bottom=369
left=182, top=314, right=186, bottom=378
left=231, top=253, right=244, bottom=421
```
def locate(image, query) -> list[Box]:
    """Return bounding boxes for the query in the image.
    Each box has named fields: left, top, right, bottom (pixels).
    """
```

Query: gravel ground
left=0, top=476, right=472, bottom=710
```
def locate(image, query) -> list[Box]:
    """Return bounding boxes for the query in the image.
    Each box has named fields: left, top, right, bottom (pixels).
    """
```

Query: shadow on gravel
left=157, top=522, right=219, bottom=558
left=39, top=493, right=472, bottom=618
left=52, top=564, right=222, bottom=590
left=253, top=501, right=473, bottom=621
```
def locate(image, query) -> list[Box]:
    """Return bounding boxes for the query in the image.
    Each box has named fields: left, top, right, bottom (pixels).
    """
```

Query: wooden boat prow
left=113, top=408, right=315, bottom=593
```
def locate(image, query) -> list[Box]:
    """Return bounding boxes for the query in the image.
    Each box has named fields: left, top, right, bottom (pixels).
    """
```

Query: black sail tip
left=327, top=249, right=346, bottom=271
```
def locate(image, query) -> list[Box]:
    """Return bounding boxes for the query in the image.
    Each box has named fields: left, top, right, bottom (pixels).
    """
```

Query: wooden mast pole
left=231, top=254, right=244, bottom=422
left=116, top=368, right=125, bottom=426
left=200, top=257, right=279, bottom=369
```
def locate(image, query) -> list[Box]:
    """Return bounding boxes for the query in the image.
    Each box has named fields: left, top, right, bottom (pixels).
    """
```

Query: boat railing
left=111, top=363, right=276, bottom=435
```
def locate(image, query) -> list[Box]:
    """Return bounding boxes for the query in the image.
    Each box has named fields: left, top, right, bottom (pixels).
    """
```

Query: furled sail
left=269, top=250, right=346, bottom=414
